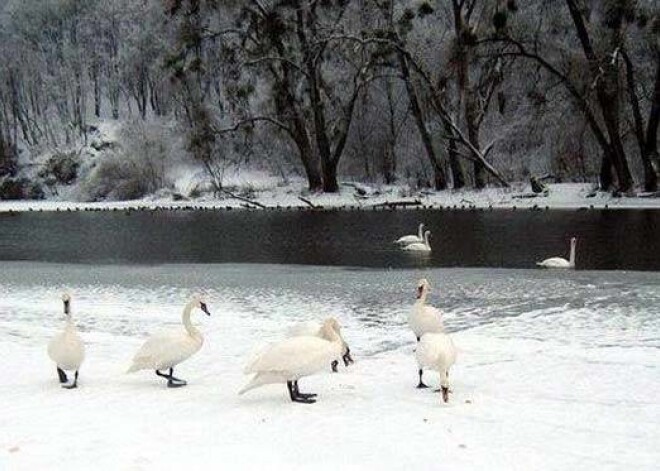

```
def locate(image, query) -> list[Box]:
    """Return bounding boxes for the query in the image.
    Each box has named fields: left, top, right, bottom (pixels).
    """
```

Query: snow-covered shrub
left=0, top=177, right=44, bottom=200
left=0, top=139, right=17, bottom=177
left=80, top=120, right=175, bottom=201
left=39, top=152, right=80, bottom=186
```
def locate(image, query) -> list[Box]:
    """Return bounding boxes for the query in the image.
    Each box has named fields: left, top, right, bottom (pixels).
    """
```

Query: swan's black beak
left=416, top=286, right=423, bottom=299
left=63, top=299, right=71, bottom=315
left=200, top=302, right=211, bottom=316
left=342, top=346, right=354, bottom=366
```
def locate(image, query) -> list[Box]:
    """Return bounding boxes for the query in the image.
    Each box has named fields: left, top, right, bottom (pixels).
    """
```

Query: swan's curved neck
left=417, top=286, right=429, bottom=304
left=424, top=232, right=430, bottom=248
left=182, top=301, right=199, bottom=337
left=418, top=224, right=424, bottom=239
left=320, top=323, right=341, bottom=344
left=569, top=241, right=576, bottom=266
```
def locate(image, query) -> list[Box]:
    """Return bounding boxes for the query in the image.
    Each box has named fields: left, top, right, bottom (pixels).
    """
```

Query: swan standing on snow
left=395, top=223, right=425, bottom=245
left=409, top=278, right=444, bottom=388
left=239, top=318, right=344, bottom=403
left=402, top=231, right=432, bottom=252
left=48, top=293, right=85, bottom=389
left=537, top=237, right=577, bottom=269
left=127, top=295, right=210, bottom=388
left=287, top=317, right=354, bottom=372
left=416, top=332, right=457, bottom=403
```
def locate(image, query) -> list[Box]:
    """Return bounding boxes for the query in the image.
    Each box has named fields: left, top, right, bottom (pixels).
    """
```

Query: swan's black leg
left=62, top=370, right=78, bottom=389
left=155, top=369, right=170, bottom=379
left=287, top=381, right=297, bottom=401
left=416, top=369, right=428, bottom=389
left=342, top=348, right=354, bottom=366
left=56, top=367, right=68, bottom=384
left=440, top=386, right=450, bottom=403
left=331, top=360, right=339, bottom=372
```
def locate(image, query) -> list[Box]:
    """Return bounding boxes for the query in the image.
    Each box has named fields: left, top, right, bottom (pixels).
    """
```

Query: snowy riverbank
left=1, top=182, right=660, bottom=213
left=1, top=264, right=658, bottom=470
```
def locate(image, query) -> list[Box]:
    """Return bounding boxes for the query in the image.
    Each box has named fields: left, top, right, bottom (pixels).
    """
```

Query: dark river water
left=0, top=209, right=658, bottom=270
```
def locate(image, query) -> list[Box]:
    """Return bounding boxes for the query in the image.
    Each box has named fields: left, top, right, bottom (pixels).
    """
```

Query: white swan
left=395, top=223, right=425, bottom=245
left=48, top=293, right=85, bottom=389
left=409, top=278, right=445, bottom=388
left=287, top=317, right=354, bottom=372
left=537, top=237, right=577, bottom=269
left=127, top=295, right=210, bottom=388
left=416, top=332, right=457, bottom=403
left=239, top=318, right=344, bottom=403
left=402, top=231, right=431, bottom=252
left=409, top=278, right=444, bottom=341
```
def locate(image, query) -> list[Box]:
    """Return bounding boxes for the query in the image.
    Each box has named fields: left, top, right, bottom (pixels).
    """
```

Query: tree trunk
left=622, top=49, right=658, bottom=191
left=397, top=50, right=447, bottom=189
left=466, top=90, right=485, bottom=188
left=444, top=121, right=464, bottom=189
left=644, top=53, right=660, bottom=190
left=565, top=0, right=633, bottom=192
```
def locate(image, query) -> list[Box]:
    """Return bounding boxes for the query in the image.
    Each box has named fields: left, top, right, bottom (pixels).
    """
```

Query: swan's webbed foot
left=157, top=368, right=187, bottom=388
left=57, top=367, right=68, bottom=384
left=287, top=381, right=317, bottom=403
left=296, top=392, right=318, bottom=399
left=167, top=378, right=187, bottom=388
left=62, top=370, right=78, bottom=389
left=292, top=396, right=317, bottom=404
left=331, top=360, right=339, bottom=373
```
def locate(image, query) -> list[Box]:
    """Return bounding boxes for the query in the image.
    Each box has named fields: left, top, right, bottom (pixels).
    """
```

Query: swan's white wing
left=402, top=242, right=431, bottom=252
left=129, top=332, right=201, bottom=371
left=286, top=321, right=321, bottom=337
left=246, top=336, right=338, bottom=376
left=395, top=235, right=423, bottom=245
left=537, top=257, right=570, bottom=268
left=48, top=329, right=85, bottom=370
left=417, top=333, right=456, bottom=369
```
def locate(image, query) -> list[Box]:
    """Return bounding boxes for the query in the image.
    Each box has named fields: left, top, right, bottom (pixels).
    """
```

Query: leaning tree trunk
left=397, top=50, right=447, bottom=189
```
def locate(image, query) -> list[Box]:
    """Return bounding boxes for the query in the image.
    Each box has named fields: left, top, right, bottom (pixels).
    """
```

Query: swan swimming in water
left=416, top=332, right=457, bottom=403
left=401, top=231, right=432, bottom=252
left=408, top=278, right=444, bottom=388
left=48, top=293, right=85, bottom=389
left=287, top=317, right=354, bottom=372
left=127, top=295, right=210, bottom=388
left=239, top=318, right=344, bottom=403
left=395, top=223, right=425, bottom=245
left=537, top=237, right=577, bottom=269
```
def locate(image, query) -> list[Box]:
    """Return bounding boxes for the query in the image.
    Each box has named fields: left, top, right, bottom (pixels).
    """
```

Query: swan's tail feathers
left=126, top=358, right=148, bottom=374
left=238, top=372, right=282, bottom=395
left=535, top=262, right=544, bottom=267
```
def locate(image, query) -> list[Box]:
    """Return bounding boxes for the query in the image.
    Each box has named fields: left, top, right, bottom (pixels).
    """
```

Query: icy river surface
left=0, top=262, right=658, bottom=470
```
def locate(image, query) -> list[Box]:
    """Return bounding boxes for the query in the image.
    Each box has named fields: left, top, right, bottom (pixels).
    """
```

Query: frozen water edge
left=0, top=263, right=659, bottom=470
left=1, top=182, right=659, bottom=213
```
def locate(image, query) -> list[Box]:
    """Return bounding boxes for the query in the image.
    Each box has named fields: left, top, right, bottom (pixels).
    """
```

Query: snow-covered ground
left=1, top=181, right=660, bottom=213
left=1, top=263, right=658, bottom=470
